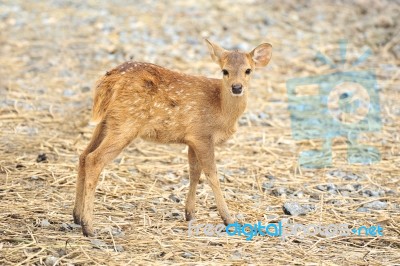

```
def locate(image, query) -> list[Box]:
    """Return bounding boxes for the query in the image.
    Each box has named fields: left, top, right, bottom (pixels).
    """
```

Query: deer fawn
left=73, top=39, right=272, bottom=236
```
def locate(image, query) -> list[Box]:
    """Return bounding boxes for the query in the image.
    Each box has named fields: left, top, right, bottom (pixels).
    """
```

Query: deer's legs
left=191, top=140, right=234, bottom=225
left=73, top=121, right=106, bottom=225
left=185, top=146, right=202, bottom=221
left=79, top=124, right=137, bottom=237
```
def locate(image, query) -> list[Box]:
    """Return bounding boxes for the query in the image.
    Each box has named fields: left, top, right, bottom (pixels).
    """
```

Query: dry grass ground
left=0, top=0, right=399, bottom=265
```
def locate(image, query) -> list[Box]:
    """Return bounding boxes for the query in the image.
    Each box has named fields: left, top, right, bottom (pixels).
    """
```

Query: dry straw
left=0, top=0, right=399, bottom=265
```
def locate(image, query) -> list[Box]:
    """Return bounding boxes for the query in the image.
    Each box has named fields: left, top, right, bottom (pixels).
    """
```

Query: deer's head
left=206, top=39, right=272, bottom=97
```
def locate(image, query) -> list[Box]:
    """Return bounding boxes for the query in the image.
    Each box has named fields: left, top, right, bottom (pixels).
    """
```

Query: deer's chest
left=213, top=123, right=238, bottom=145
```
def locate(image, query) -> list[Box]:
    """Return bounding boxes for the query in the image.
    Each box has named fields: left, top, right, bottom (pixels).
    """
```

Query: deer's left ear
left=250, top=43, right=272, bottom=68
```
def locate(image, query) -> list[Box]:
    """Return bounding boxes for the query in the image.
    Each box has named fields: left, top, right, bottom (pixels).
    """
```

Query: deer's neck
left=219, top=83, right=248, bottom=126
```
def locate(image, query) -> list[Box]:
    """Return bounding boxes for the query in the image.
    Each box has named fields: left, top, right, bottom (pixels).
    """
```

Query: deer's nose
left=231, top=84, right=243, bottom=94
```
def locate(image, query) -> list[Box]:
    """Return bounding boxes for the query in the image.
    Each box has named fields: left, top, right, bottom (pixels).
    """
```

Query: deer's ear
left=205, top=39, right=227, bottom=64
left=250, top=43, right=272, bottom=68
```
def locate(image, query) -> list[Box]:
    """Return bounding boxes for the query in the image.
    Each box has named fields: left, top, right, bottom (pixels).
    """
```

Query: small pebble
left=57, top=249, right=67, bottom=257
left=147, top=207, right=157, bottom=213
left=362, top=190, right=380, bottom=197
left=60, top=223, right=81, bottom=231
left=262, top=182, right=274, bottom=191
left=325, top=183, right=335, bottom=190
left=293, top=191, right=304, bottom=198
left=63, top=89, right=75, bottom=97
left=166, top=210, right=181, bottom=219
left=266, top=214, right=279, bottom=220
left=16, top=163, right=25, bottom=169
left=310, top=193, right=320, bottom=200
left=40, top=219, right=50, bottom=227
left=343, top=173, right=359, bottom=181
left=236, top=213, right=245, bottom=220
left=339, top=184, right=355, bottom=192
left=340, top=191, right=350, bottom=197
left=182, top=252, right=194, bottom=258
left=356, top=207, right=369, bottom=212
left=168, top=194, right=181, bottom=203
left=280, top=218, right=290, bottom=224
left=115, top=245, right=124, bottom=252
left=36, top=153, right=48, bottom=163
left=30, top=175, right=40, bottom=180
left=272, top=187, right=288, bottom=196
left=283, top=202, right=315, bottom=216
left=90, top=239, right=108, bottom=249
left=111, top=228, right=125, bottom=237
left=265, top=175, right=275, bottom=180
left=386, top=189, right=396, bottom=196
left=44, top=256, right=58, bottom=266
left=231, top=250, right=242, bottom=260
left=363, top=201, right=387, bottom=210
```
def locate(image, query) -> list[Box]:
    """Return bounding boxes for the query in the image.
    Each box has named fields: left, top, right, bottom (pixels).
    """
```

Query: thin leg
left=185, top=146, right=202, bottom=221
left=80, top=129, right=137, bottom=236
left=73, top=121, right=106, bottom=225
left=191, top=140, right=234, bottom=225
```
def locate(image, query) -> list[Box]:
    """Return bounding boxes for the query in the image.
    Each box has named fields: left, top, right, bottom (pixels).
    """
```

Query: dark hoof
left=185, top=210, right=194, bottom=221
left=223, top=216, right=235, bottom=226
left=81, top=223, right=94, bottom=237
left=73, top=210, right=81, bottom=225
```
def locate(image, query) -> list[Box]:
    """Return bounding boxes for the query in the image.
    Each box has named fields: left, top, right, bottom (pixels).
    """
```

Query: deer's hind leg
left=73, top=121, right=106, bottom=225
left=79, top=119, right=139, bottom=237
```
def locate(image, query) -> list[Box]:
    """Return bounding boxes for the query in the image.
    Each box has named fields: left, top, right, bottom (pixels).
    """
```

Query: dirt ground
left=1, top=0, right=399, bottom=265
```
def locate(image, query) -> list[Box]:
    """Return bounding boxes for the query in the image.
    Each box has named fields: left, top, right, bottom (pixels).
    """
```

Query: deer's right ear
left=205, top=39, right=227, bottom=64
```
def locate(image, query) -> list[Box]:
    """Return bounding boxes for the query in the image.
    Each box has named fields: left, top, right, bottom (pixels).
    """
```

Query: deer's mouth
left=231, top=91, right=244, bottom=97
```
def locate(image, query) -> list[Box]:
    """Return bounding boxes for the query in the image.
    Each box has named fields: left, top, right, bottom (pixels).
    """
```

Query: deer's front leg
left=185, top=146, right=202, bottom=221
left=191, top=140, right=234, bottom=225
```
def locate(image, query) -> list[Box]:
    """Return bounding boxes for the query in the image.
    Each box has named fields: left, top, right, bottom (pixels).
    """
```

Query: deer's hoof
left=185, top=210, right=195, bottom=221
left=81, top=222, right=95, bottom=237
left=223, top=216, right=236, bottom=226
left=72, top=210, right=81, bottom=225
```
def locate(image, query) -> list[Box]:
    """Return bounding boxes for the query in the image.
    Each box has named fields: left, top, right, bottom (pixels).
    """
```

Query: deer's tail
left=92, top=73, right=118, bottom=123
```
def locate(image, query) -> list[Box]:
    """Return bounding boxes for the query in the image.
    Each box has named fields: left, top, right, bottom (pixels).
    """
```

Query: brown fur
left=73, top=40, right=272, bottom=236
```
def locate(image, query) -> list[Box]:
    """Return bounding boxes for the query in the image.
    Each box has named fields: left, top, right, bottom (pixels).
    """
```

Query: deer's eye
left=222, top=69, right=229, bottom=76
left=245, top=68, right=252, bottom=75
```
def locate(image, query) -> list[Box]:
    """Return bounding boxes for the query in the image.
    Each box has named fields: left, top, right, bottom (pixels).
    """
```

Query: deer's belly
left=138, top=121, right=186, bottom=144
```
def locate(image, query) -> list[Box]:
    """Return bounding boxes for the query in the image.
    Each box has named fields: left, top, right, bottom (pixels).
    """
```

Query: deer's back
left=97, top=61, right=224, bottom=144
